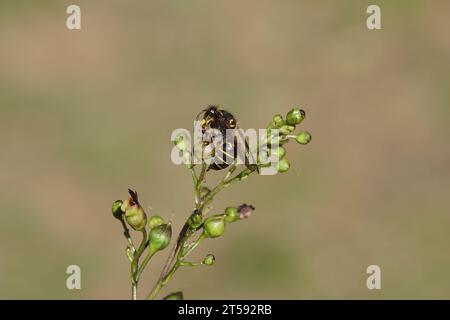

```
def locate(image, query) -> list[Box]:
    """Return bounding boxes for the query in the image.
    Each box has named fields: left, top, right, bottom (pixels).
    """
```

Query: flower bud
left=237, top=204, right=255, bottom=220
left=296, top=131, right=312, bottom=145
left=188, top=210, right=203, bottom=229
left=224, top=206, right=240, bottom=223
left=279, top=125, right=295, bottom=135
left=277, top=158, right=290, bottom=173
left=112, top=200, right=124, bottom=220
left=149, top=224, right=172, bottom=252
left=271, top=114, right=285, bottom=128
left=286, top=108, right=305, bottom=126
left=148, top=214, right=165, bottom=229
left=125, top=204, right=147, bottom=231
left=122, top=190, right=147, bottom=231
left=203, top=216, right=226, bottom=238
left=203, top=254, right=215, bottom=266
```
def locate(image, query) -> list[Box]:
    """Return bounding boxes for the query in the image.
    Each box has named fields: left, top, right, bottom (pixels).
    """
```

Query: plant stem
left=136, top=248, right=156, bottom=282
left=145, top=163, right=255, bottom=300
left=130, top=229, right=147, bottom=300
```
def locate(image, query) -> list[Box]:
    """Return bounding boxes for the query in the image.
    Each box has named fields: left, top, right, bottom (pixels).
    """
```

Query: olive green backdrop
left=1, top=0, right=449, bottom=299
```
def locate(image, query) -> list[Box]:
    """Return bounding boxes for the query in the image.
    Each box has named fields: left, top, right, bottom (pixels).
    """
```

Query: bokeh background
left=1, top=0, right=449, bottom=299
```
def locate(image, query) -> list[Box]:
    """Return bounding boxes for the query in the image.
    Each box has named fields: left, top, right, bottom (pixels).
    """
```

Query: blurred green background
left=1, top=0, right=449, bottom=299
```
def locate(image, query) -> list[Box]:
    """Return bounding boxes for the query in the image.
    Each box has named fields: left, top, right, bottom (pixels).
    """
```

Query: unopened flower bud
left=224, top=206, right=239, bottom=223
left=296, top=131, right=312, bottom=145
left=277, top=158, right=290, bottom=173
left=203, top=216, right=226, bottom=238
left=237, top=204, right=255, bottom=220
left=203, top=254, right=215, bottom=266
left=271, top=114, right=285, bottom=128
left=149, top=223, right=172, bottom=252
left=286, top=108, right=305, bottom=126
left=112, top=200, right=124, bottom=220
left=148, top=214, right=165, bottom=229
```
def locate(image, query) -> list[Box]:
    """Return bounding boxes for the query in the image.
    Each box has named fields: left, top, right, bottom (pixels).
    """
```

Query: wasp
left=196, top=105, right=258, bottom=172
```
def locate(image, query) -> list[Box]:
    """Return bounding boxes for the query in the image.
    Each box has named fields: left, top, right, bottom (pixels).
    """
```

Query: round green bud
left=203, top=216, right=226, bottom=238
left=271, top=114, right=285, bottom=128
left=174, top=133, right=187, bottom=151
left=277, top=158, right=290, bottom=173
left=149, top=224, right=172, bottom=251
left=203, top=254, right=215, bottom=266
left=224, top=207, right=240, bottom=223
left=112, top=200, right=123, bottom=220
left=286, top=108, right=305, bottom=126
left=296, top=131, right=312, bottom=145
left=279, top=125, right=295, bottom=135
left=125, top=205, right=147, bottom=231
left=148, top=214, right=165, bottom=229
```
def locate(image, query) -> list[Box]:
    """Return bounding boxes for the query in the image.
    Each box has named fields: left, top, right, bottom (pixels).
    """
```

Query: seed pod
left=224, top=206, right=239, bottom=223
left=286, top=108, right=305, bottom=126
left=277, top=158, right=290, bottom=173
left=121, top=191, right=147, bottom=230
left=149, top=224, right=172, bottom=252
left=148, top=214, right=165, bottom=229
left=124, top=204, right=147, bottom=231
left=296, top=131, right=312, bottom=145
left=286, top=108, right=306, bottom=126
left=203, top=254, right=215, bottom=266
left=203, top=216, right=226, bottom=238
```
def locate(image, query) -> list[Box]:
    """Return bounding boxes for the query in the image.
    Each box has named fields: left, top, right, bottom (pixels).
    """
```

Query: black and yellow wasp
left=196, top=105, right=258, bottom=172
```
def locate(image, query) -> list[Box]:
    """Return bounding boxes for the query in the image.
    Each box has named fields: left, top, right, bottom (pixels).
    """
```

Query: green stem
left=145, top=163, right=255, bottom=300
left=182, top=234, right=205, bottom=258
left=120, top=218, right=135, bottom=253
left=130, top=229, right=147, bottom=300
left=136, top=248, right=156, bottom=282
